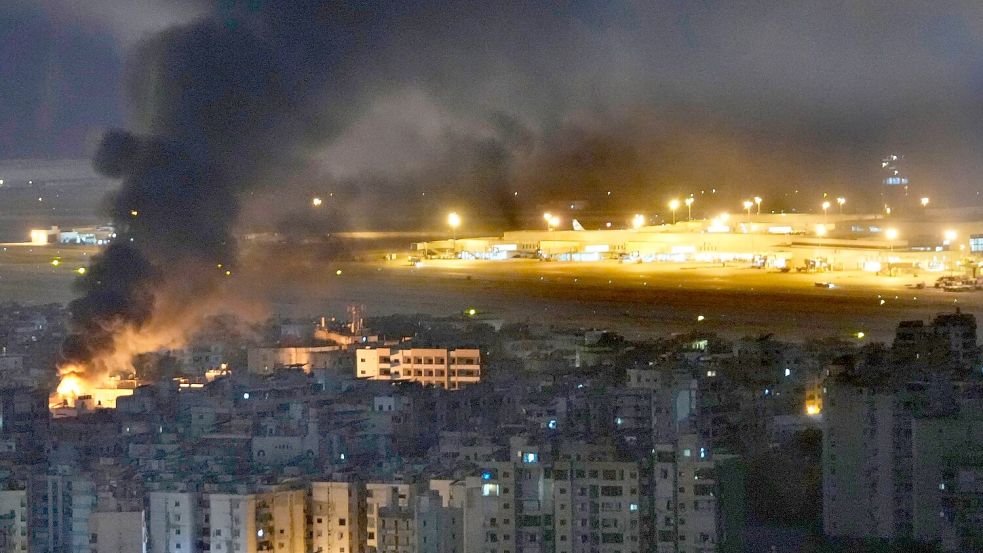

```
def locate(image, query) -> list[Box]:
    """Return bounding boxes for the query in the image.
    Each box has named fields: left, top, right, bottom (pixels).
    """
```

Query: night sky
left=3, top=1, right=983, bottom=212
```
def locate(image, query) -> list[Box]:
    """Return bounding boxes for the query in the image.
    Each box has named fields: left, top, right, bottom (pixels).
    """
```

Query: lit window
left=482, top=484, right=501, bottom=496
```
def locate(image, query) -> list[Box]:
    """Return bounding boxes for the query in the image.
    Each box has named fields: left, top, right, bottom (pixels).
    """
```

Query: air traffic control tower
left=881, top=153, right=910, bottom=215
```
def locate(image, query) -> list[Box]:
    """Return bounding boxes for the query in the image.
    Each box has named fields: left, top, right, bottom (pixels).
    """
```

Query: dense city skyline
left=0, top=2, right=982, bottom=553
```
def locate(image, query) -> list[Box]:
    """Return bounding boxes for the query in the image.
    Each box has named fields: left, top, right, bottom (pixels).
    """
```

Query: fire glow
left=51, top=367, right=87, bottom=408
left=50, top=364, right=135, bottom=412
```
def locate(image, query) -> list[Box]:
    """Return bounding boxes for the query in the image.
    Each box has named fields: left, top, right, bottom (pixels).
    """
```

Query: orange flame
left=51, top=365, right=89, bottom=408
left=56, top=373, right=84, bottom=398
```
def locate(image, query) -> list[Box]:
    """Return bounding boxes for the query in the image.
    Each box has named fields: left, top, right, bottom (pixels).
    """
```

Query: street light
left=743, top=200, right=753, bottom=226
left=836, top=197, right=846, bottom=213
left=754, top=196, right=762, bottom=214
left=668, top=199, right=680, bottom=225
left=885, top=227, right=899, bottom=253
left=632, top=214, right=646, bottom=229
left=684, top=197, right=694, bottom=221
left=448, top=211, right=461, bottom=237
left=815, top=224, right=827, bottom=237
left=447, top=212, right=461, bottom=254
left=549, top=215, right=561, bottom=230
left=944, top=229, right=957, bottom=242
left=920, top=197, right=930, bottom=208
left=543, top=212, right=553, bottom=231
left=311, top=197, right=323, bottom=207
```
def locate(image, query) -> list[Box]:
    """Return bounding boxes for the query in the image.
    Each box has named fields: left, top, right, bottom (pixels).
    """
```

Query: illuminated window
left=482, top=484, right=501, bottom=496
left=970, top=235, right=983, bottom=253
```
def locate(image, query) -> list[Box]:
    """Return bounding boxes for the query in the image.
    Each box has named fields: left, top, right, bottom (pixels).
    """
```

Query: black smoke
left=62, top=5, right=372, bottom=369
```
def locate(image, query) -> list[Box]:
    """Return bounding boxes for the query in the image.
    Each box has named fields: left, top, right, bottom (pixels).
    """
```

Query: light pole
left=822, top=201, right=831, bottom=224
left=448, top=212, right=461, bottom=256
left=836, top=197, right=845, bottom=214
left=545, top=214, right=560, bottom=231
left=754, top=196, right=762, bottom=215
left=632, top=214, right=645, bottom=229
left=668, top=199, right=680, bottom=225
left=684, top=197, right=694, bottom=221
left=885, top=228, right=898, bottom=254
left=743, top=200, right=753, bottom=226
left=944, top=229, right=957, bottom=248
left=920, top=197, right=930, bottom=208
left=944, top=229, right=957, bottom=270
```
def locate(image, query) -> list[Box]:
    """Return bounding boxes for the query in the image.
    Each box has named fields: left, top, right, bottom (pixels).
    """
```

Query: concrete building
left=208, top=488, right=306, bottom=553
left=147, top=491, right=199, bottom=553
left=90, top=508, right=145, bottom=553
left=822, top=384, right=909, bottom=540
left=247, top=345, right=346, bottom=374
left=367, top=483, right=416, bottom=553
left=28, top=471, right=96, bottom=553
left=311, top=481, right=367, bottom=553
left=911, top=415, right=983, bottom=551
left=822, top=378, right=966, bottom=543
left=377, top=506, right=414, bottom=553
left=894, top=309, right=980, bottom=371
left=652, top=434, right=745, bottom=553
left=415, top=488, right=463, bottom=553
left=0, top=490, right=27, bottom=553
left=463, top=439, right=651, bottom=553
left=356, top=348, right=481, bottom=390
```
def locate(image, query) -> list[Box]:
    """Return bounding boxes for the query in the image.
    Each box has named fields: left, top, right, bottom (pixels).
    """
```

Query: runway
left=270, top=258, right=979, bottom=342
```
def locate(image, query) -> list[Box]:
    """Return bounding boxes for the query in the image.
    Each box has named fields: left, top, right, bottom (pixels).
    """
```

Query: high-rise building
left=822, top=384, right=912, bottom=540
left=653, top=434, right=745, bottom=553
left=464, top=439, right=649, bottom=553
left=822, top=376, right=973, bottom=546
left=208, top=488, right=306, bottom=553
left=912, top=415, right=983, bottom=552
left=28, top=471, right=96, bottom=552
left=147, top=491, right=199, bottom=553
left=311, top=481, right=367, bottom=553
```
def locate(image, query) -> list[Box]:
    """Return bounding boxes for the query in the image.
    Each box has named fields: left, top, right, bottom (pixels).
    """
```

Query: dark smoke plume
left=62, top=5, right=370, bottom=372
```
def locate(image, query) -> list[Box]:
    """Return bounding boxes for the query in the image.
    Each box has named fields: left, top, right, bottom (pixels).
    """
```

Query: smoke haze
left=50, top=1, right=983, bottom=372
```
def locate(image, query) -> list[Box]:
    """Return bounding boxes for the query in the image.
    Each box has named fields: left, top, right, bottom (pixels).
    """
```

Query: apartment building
left=822, top=384, right=910, bottom=539
left=367, top=483, right=415, bottom=552
left=148, top=491, right=199, bottom=553
left=652, top=434, right=744, bottom=553
left=356, top=348, right=481, bottom=389
left=208, top=488, right=306, bottom=553
left=311, top=481, right=367, bottom=553
left=463, top=439, right=648, bottom=553
left=912, top=415, right=983, bottom=551
left=90, top=508, right=145, bottom=553
left=415, top=489, right=463, bottom=553
left=28, top=471, right=96, bottom=553
left=148, top=487, right=306, bottom=553
left=0, top=490, right=27, bottom=553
